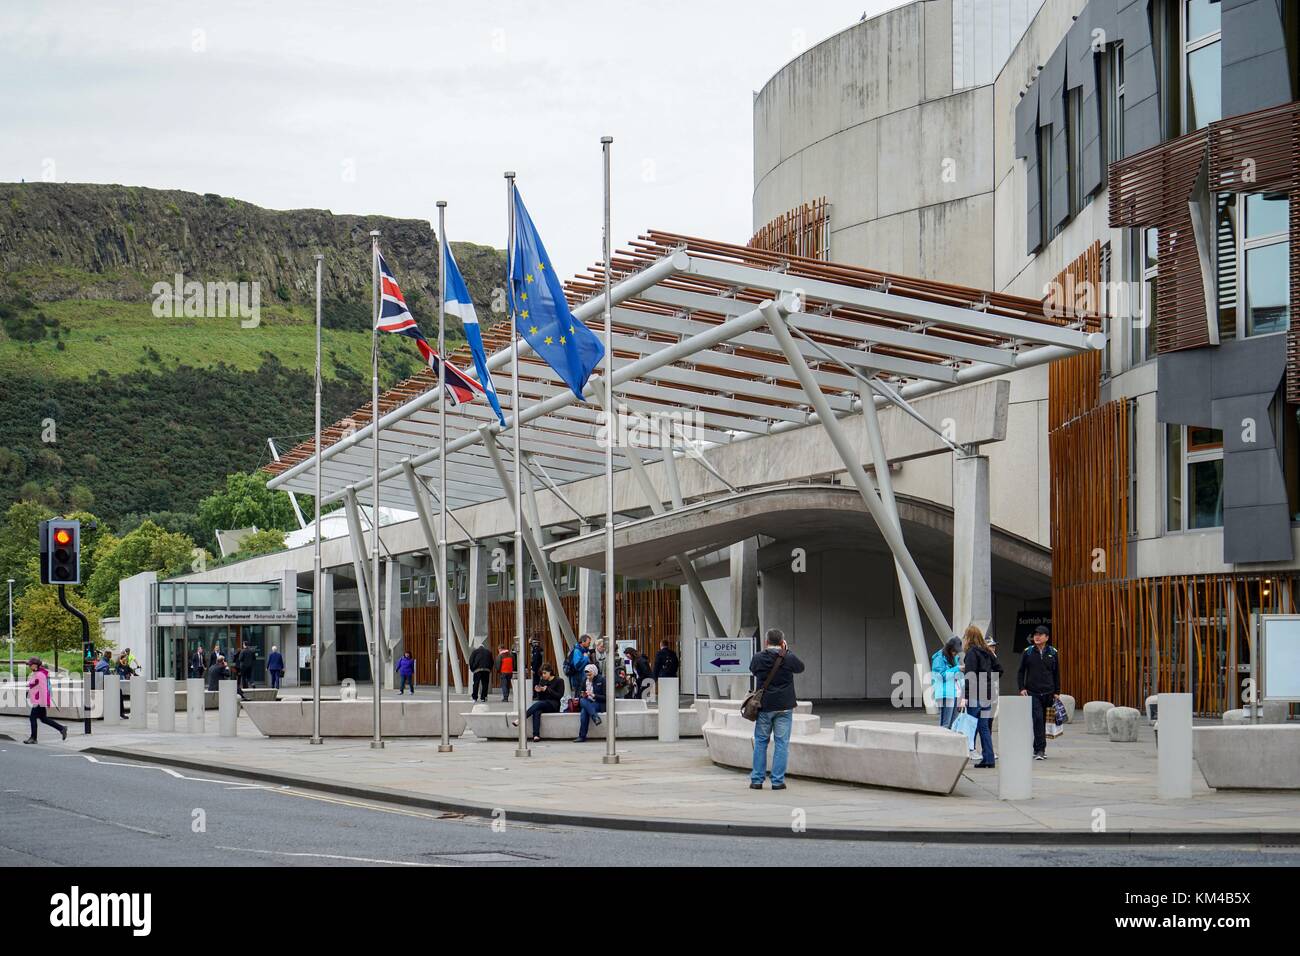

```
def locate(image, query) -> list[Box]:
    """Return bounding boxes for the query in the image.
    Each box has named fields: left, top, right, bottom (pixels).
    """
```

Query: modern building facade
left=752, top=0, right=1300, bottom=713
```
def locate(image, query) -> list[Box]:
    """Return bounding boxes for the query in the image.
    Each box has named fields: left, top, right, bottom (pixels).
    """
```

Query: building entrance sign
left=186, top=610, right=297, bottom=626
left=697, top=638, right=754, bottom=676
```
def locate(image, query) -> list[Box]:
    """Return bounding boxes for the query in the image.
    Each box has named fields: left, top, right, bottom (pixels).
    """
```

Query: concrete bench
left=702, top=708, right=968, bottom=794
left=462, top=698, right=703, bottom=740
left=690, top=698, right=813, bottom=724
left=242, top=699, right=467, bottom=738
left=1221, top=701, right=1290, bottom=725
left=1194, top=724, right=1300, bottom=789
left=1, top=680, right=96, bottom=719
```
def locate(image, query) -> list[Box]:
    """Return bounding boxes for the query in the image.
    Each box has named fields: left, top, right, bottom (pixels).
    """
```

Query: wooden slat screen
left=748, top=197, right=831, bottom=261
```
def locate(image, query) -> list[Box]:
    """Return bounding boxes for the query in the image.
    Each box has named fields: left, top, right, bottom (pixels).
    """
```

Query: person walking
left=513, top=664, right=565, bottom=741
left=747, top=628, right=805, bottom=791
left=114, top=651, right=134, bottom=719
left=95, top=651, right=111, bottom=678
left=236, top=643, right=256, bottom=689
left=396, top=650, right=416, bottom=695
left=565, top=634, right=593, bottom=698
left=1017, top=625, right=1060, bottom=761
left=189, top=646, right=206, bottom=679
left=267, top=645, right=285, bottom=690
left=208, top=643, right=221, bottom=669
left=930, top=637, right=964, bottom=729
left=632, top=648, right=652, bottom=699
left=468, top=642, right=493, bottom=703
left=574, top=663, right=605, bottom=742
left=23, top=657, right=67, bottom=743
left=962, top=625, right=1002, bottom=769
left=497, top=645, right=515, bottom=702
left=652, top=639, right=679, bottom=695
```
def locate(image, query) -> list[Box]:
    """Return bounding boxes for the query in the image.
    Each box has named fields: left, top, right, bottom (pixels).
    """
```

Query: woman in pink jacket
left=24, top=657, right=67, bottom=744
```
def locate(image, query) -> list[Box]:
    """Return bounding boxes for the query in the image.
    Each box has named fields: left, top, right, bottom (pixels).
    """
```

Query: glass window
left=185, top=583, right=229, bottom=610
left=1183, top=0, right=1222, bottom=131
left=1168, top=425, right=1224, bottom=531
left=228, top=583, right=278, bottom=609
left=1166, top=425, right=1183, bottom=533
left=1131, top=228, right=1159, bottom=366
left=1246, top=193, right=1288, bottom=239
left=158, top=583, right=176, bottom=612
left=1038, top=125, right=1053, bottom=243
left=1245, top=242, right=1290, bottom=336
left=1188, top=458, right=1224, bottom=528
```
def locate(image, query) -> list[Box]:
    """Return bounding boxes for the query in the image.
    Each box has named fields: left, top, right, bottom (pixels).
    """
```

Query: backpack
left=562, top=652, right=577, bottom=677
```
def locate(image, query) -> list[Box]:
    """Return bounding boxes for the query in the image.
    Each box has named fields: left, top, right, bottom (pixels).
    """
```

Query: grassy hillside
left=0, top=182, right=506, bottom=525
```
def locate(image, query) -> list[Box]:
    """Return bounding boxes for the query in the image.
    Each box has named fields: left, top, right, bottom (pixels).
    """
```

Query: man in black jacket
left=652, top=640, right=679, bottom=692
left=514, top=664, right=565, bottom=741
left=1017, top=625, right=1060, bottom=760
left=236, top=643, right=256, bottom=689
left=468, top=642, right=493, bottom=703
left=747, top=628, right=806, bottom=791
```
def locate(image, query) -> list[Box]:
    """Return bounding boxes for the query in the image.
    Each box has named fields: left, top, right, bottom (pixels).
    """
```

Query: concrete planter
left=1194, top=724, right=1300, bottom=789
left=463, top=698, right=703, bottom=740
left=1083, top=700, right=1114, bottom=734
left=702, top=709, right=968, bottom=795
left=242, top=699, right=467, bottom=738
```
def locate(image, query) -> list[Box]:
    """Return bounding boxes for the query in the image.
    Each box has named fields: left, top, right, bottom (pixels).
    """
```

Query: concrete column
left=383, top=559, right=403, bottom=690
left=185, top=677, right=204, bottom=733
left=728, top=539, right=759, bottom=700
left=578, top=523, right=602, bottom=639
left=218, top=680, right=238, bottom=737
left=319, top=571, right=338, bottom=685
left=657, top=677, right=680, bottom=742
left=952, top=452, right=992, bottom=638
left=103, top=675, right=121, bottom=726
left=997, top=694, right=1032, bottom=800
left=467, top=544, right=491, bottom=649
left=1157, top=693, right=1193, bottom=799
left=129, top=676, right=146, bottom=729
left=279, top=569, right=298, bottom=688
left=156, top=677, right=176, bottom=732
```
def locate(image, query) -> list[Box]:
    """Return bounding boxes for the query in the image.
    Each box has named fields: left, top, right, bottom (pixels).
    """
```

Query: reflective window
left=228, top=583, right=279, bottom=609
left=1182, top=0, right=1222, bottom=132
left=1168, top=425, right=1224, bottom=532
left=1188, top=458, right=1224, bottom=529
left=185, top=583, right=229, bottom=610
left=1245, top=242, right=1290, bottom=336
left=1186, top=0, right=1220, bottom=41
left=1246, top=193, right=1289, bottom=239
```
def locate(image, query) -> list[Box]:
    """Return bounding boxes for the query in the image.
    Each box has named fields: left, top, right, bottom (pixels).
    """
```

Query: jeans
left=1031, top=692, right=1054, bottom=755
left=269, top=670, right=283, bottom=690
left=577, top=698, right=602, bottom=739
left=750, top=709, right=793, bottom=786
left=938, top=698, right=959, bottom=729
left=472, top=672, right=489, bottom=701
left=399, top=674, right=415, bottom=695
left=501, top=675, right=512, bottom=702
left=967, top=703, right=995, bottom=765
left=29, top=706, right=65, bottom=740
left=526, top=700, right=559, bottom=737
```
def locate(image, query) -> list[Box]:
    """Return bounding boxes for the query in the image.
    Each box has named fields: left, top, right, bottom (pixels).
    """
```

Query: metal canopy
left=265, top=231, right=1102, bottom=516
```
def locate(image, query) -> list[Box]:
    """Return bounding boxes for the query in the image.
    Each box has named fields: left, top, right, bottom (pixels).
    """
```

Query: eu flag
left=509, top=188, right=605, bottom=400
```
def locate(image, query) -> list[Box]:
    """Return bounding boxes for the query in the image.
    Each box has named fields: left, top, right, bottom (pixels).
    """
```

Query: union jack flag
left=376, top=249, right=484, bottom=406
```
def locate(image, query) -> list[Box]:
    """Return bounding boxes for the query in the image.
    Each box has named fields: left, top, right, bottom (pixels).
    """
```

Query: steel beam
left=402, top=462, right=467, bottom=693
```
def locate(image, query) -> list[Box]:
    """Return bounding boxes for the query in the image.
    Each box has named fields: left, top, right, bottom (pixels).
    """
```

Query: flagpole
left=506, top=170, right=529, bottom=758
left=436, top=201, right=453, bottom=754
left=600, top=136, right=619, bottom=765
left=369, top=229, right=385, bottom=750
left=311, top=252, right=323, bottom=746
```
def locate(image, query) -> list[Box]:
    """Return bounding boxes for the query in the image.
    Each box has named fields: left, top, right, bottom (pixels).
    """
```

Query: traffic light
left=39, top=518, right=81, bottom=585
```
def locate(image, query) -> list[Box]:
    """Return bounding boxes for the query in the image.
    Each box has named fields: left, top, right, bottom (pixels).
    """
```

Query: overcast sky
left=1, top=0, right=907, bottom=272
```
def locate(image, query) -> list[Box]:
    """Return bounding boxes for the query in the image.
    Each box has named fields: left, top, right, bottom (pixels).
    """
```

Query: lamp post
left=6, top=578, right=13, bottom=681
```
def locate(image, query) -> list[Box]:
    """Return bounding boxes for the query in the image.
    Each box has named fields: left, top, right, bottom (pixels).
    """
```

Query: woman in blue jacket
left=930, top=637, right=963, bottom=729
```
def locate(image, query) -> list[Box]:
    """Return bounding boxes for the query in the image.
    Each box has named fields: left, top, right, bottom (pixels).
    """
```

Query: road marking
left=215, top=845, right=441, bottom=867
left=50, top=752, right=286, bottom=789
left=32, top=802, right=166, bottom=837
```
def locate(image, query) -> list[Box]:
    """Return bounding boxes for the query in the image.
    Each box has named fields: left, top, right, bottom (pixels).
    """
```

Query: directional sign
left=697, top=638, right=754, bottom=676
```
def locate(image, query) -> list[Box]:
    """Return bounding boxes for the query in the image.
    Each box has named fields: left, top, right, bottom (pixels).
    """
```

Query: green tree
left=14, top=558, right=101, bottom=671
left=0, top=499, right=55, bottom=598
left=196, top=471, right=298, bottom=551
left=85, top=521, right=195, bottom=616
left=235, top=527, right=286, bottom=558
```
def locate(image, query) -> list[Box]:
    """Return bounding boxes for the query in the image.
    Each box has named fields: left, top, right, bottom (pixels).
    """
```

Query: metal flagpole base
left=514, top=748, right=531, bottom=758
left=309, top=737, right=323, bottom=745
left=438, top=744, right=453, bottom=753
left=602, top=754, right=620, bottom=765
left=370, top=741, right=385, bottom=749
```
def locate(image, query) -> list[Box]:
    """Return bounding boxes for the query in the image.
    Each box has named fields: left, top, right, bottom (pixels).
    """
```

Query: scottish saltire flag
left=444, top=242, right=505, bottom=427
left=509, top=189, right=605, bottom=400
left=376, top=249, right=484, bottom=406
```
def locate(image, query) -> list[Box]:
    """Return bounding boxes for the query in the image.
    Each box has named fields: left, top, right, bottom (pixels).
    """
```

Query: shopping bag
left=951, top=711, right=978, bottom=750
left=1053, top=698, right=1067, bottom=725
left=1046, top=721, right=1064, bottom=738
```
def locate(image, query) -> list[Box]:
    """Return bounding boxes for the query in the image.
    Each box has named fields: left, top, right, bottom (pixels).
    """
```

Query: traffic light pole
left=57, top=585, right=91, bottom=736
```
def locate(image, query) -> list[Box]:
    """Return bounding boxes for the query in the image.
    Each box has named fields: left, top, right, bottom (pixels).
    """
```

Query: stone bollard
left=156, top=678, right=176, bottom=732
left=186, top=678, right=204, bottom=733
left=657, top=678, right=680, bottom=742
left=1106, top=706, right=1140, bottom=742
left=129, top=676, right=147, bottom=729
left=997, top=694, right=1032, bottom=800
left=103, top=675, right=122, bottom=726
left=1083, top=700, right=1114, bottom=734
left=1145, top=695, right=1158, bottom=723
left=218, top=680, right=238, bottom=737
left=1157, top=693, right=1192, bottom=799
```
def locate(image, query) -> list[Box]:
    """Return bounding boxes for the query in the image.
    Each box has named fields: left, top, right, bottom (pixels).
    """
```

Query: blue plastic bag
left=951, top=710, right=978, bottom=749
